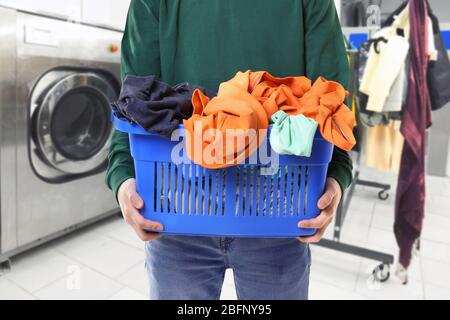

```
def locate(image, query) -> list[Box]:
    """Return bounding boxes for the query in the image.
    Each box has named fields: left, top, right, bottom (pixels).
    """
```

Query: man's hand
left=117, top=178, right=164, bottom=241
left=297, top=177, right=342, bottom=243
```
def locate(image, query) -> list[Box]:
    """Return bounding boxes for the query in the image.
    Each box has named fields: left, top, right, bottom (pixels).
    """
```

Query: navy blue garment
left=112, top=75, right=215, bottom=138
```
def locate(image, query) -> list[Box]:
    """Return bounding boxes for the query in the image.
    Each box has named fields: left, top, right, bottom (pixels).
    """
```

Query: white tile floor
left=1, top=167, right=450, bottom=300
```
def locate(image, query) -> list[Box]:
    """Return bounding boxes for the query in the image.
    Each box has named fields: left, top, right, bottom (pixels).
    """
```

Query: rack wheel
left=372, top=263, right=390, bottom=282
left=378, top=190, right=389, bottom=200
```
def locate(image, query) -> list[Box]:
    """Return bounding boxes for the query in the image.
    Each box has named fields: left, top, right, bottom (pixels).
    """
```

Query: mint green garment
left=270, top=111, right=318, bottom=157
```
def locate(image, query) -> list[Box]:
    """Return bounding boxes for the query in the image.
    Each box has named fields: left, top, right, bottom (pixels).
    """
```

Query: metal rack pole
left=313, top=49, right=395, bottom=282
left=314, top=170, right=395, bottom=281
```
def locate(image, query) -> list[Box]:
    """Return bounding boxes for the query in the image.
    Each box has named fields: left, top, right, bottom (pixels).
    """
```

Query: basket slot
left=176, top=164, right=183, bottom=215
left=292, top=166, right=300, bottom=216
left=265, top=172, right=271, bottom=217
left=244, top=168, right=251, bottom=216
left=210, top=170, right=217, bottom=216
left=197, top=167, right=203, bottom=216
left=258, top=172, right=265, bottom=217
left=272, top=169, right=279, bottom=216
left=162, top=163, right=169, bottom=214
left=236, top=168, right=244, bottom=216
left=156, top=162, right=162, bottom=213
left=303, top=166, right=309, bottom=216
left=183, top=164, right=189, bottom=215
left=286, top=166, right=293, bottom=216
left=152, top=162, right=157, bottom=212
left=299, top=166, right=308, bottom=216
left=279, top=166, right=286, bottom=216
left=190, top=166, right=196, bottom=215
left=218, top=170, right=225, bottom=216
left=203, top=169, right=210, bottom=216
left=169, top=163, right=176, bottom=214
left=251, top=167, right=258, bottom=217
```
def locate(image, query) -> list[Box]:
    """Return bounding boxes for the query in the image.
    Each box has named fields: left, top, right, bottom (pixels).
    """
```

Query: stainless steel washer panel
left=0, top=7, right=19, bottom=254
left=0, top=8, right=121, bottom=254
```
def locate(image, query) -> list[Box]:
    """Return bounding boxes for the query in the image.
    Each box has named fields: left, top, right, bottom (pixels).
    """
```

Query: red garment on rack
left=394, top=0, right=432, bottom=269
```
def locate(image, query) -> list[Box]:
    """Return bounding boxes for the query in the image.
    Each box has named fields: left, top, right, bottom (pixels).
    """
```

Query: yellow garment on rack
left=364, top=121, right=404, bottom=173
left=359, top=5, right=410, bottom=113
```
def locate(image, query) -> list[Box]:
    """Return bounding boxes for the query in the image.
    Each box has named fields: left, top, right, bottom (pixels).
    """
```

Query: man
left=107, top=0, right=353, bottom=300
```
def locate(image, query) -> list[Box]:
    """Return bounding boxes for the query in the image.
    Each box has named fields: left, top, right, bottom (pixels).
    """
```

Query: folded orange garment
left=183, top=71, right=356, bottom=169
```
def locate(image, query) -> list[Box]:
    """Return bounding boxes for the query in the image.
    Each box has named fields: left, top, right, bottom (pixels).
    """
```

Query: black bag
left=427, top=2, right=450, bottom=111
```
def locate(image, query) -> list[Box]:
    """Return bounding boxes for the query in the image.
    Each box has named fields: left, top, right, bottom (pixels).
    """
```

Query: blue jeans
left=144, top=236, right=311, bottom=300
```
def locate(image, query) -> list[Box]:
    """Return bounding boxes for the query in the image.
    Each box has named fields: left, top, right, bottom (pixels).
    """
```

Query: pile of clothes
left=112, top=71, right=356, bottom=169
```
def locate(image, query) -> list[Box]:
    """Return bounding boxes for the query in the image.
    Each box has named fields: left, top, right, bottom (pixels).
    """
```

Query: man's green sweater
left=106, top=0, right=353, bottom=197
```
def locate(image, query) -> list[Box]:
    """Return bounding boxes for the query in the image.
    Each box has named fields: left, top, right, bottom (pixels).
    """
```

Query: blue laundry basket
left=114, top=115, right=333, bottom=238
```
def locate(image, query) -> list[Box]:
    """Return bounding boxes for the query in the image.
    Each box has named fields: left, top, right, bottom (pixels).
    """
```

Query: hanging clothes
left=270, top=111, right=318, bottom=157
left=356, top=42, right=390, bottom=127
left=382, top=59, right=409, bottom=113
left=111, top=75, right=215, bottom=138
left=364, top=121, right=404, bottom=173
left=395, top=0, right=432, bottom=269
left=359, top=5, right=410, bottom=113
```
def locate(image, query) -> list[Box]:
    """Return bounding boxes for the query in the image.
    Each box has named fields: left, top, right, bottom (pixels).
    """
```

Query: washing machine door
left=33, top=72, right=116, bottom=175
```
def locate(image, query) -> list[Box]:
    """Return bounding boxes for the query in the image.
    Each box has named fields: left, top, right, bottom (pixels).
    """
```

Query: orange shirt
left=298, top=77, right=356, bottom=152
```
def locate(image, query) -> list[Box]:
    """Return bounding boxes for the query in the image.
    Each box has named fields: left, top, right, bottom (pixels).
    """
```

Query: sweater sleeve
left=303, top=0, right=354, bottom=192
left=105, top=0, right=161, bottom=198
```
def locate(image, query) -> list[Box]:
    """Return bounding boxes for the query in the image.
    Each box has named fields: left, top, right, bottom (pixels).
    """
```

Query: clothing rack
left=315, top=49, right=394, bottom=282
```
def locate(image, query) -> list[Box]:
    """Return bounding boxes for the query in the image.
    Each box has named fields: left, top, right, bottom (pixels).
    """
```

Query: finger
left=133, top=225, right=162, bottom=241
left=129, top=192, right=144, bottom=209
left=317, top=188, right=337, bottom=210
left=129, top=219, right=161, bottom=241
left=298, top=210, right=333, bottom=229
left=121, top=204, right=136, bottom=225
left=132, top=212, right=164, bottom=232
left=298, top=224, right=328, bottom=243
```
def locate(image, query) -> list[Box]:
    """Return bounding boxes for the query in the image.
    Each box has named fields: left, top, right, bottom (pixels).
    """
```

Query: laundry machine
left=0, top=6, right=122, bottom=262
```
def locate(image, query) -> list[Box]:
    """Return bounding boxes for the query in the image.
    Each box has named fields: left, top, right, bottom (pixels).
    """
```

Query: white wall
left=0, top=0, right=81, bottom=19
left=381, top=0, right=450, bottom=22
left=81, top=0, right=130, bottom=30
left=0, top=0, right=130, bottom=30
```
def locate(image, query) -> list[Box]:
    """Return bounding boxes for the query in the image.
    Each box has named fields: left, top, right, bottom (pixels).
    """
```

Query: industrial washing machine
left=0, top=6, right=122, bottom=263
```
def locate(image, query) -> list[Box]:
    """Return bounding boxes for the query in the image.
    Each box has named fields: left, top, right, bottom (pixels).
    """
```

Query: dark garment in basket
left=112, top=75, right=215, bottom=139
left=394, top=0, right=432, bottom=269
